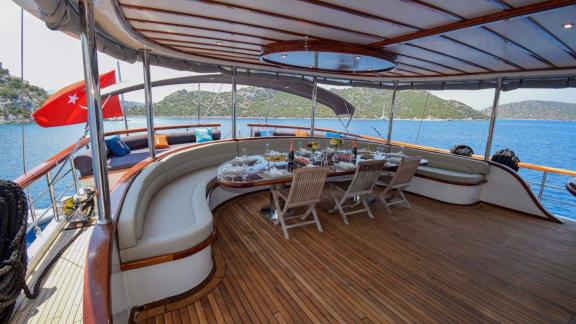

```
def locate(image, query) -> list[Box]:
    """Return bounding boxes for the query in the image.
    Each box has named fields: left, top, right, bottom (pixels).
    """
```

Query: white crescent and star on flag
left=68, top=92, right=110, bottom=110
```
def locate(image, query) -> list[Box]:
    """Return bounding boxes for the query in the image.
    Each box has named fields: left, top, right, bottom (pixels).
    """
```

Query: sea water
left=1, top=118, right=574, bottom=219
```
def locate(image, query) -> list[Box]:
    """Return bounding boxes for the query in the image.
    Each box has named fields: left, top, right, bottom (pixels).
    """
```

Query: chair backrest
left=286, top=167, right=329, bottom=206
left=346, top=160, right=386, bottom=196
left=388, top=157, right=421, bottom=187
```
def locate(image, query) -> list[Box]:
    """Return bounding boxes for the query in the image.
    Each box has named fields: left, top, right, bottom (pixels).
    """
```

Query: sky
left=1, top=1, right=575, bottom=110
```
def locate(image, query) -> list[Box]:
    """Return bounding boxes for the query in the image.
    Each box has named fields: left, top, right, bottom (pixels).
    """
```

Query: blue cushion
left=325, top=132, right=342, bottom=139
left=105, top=136, right=131, bottom=157
left=259, top=128, right=275, bottom=137
left=195, top=128, right=213, bottom=143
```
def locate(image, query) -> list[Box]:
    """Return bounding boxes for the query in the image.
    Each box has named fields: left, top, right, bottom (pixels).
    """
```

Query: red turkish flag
left=32, top=70, right=123, bottom=127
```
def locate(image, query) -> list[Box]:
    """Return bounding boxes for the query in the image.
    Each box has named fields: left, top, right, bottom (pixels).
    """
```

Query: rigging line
left=20, top=8, right=26, bottom=175
left=201, top=83, right=224, bottom=120
left=415, top=90, right=431, bottom=145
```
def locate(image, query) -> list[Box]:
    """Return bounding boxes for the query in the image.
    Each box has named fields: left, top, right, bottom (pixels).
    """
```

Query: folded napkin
left=265, top=168, right=290, bottom=177
left=387, top=152, right=406, bottom=158
left=296, top=157, right=310, bottom=165
left=336, top=161, right=356, bottom=170
left=222, top=165, right=244, bottom=174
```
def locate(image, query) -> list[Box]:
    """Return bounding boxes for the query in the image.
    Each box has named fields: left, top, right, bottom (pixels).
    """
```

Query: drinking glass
left=265, top=143, right=270, bottom=156
left=241, top=147, right=247, bottom=158
left=297, top=141, right=303, bottom=153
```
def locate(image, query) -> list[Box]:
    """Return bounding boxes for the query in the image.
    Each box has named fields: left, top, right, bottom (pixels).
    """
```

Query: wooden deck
left=134, top=191, right=576, bottom=323
left=10, top=225, right=93, bottom=324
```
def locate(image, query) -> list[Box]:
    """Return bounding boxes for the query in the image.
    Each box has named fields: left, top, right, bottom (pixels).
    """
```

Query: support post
left=231, top=66, right=238, bottom=139
left=116, top=60, right=128, bottom=131
left=142, top=50, right=155, bottom=159
left=310, top=76, right=318, bottom=137
left=484, top=77, right=503, bottom=160
left=46, top=171, right=59, bottom=221
left=79, top=0, right=111, bottom=224
left=386, top=81, right=398, bottom=147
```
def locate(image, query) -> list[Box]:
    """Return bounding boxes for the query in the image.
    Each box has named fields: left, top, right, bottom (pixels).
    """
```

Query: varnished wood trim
left=404, top=43, right=493, bottom=72
left=120, top=3, right=325, bottom=40
left=126, top=17, right=283, bottom=42
left=120, top=230, right=217, bottom=271
left=567, top=178, right=576, bottom=197
left=406, top=0, right=555, bottom=67
left=486, top=0, right=576, bottom=60
left=518, top=162, right=576, bottom=177
left=131, top=253, right=226, bottom=322
left=261, top=40, right=396, bottom=73
left=487, top=161, right=563, bottom=224
left=136, top=28, right=266, bottom=47
left=415, top=173, right=487, bottom=186
left=370, top=0, right=576, bottom=47
left=83, top=223, right=113, bottom=324
left=14, top=137, right=90, bottom=188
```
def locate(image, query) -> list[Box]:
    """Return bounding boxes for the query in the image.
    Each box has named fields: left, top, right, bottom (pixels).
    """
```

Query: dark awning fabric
left=102, top=73, right=355, bottom=117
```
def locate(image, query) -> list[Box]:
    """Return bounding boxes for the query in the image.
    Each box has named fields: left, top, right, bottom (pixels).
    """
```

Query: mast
left=79, top=0, right=111, bottom=224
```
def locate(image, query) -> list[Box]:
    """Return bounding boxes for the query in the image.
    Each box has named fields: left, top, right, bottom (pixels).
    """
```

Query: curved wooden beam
left=370, top=0, right=576, bottom=47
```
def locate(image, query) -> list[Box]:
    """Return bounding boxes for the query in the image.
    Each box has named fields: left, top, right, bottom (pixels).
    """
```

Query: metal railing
left=24, top=154, right=82, bottom=236
left=529, top=171, right=576, bottom=210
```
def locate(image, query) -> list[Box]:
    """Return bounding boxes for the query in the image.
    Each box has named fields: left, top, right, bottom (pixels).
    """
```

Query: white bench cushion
left=416, top=166, right=486, bottom=185
left=119, top=166, right=217, bottom=262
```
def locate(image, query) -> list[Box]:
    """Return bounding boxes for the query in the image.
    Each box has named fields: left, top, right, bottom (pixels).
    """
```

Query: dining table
left=217, top=148, right=428, bottom=221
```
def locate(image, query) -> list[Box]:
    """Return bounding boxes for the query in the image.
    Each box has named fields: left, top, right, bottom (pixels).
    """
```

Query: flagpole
left=79, top=0, right=111, bottom=224
left=116, top=60, right=129, bottom=131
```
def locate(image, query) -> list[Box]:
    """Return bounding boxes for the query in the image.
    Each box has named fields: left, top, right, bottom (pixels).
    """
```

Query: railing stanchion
left=231, top=66, right=238, bottom=139
left=538, top=171, right=548, bottom=200
left=46, top=171, right=60, bottom=221
left=70, top=158, right=80, bottom=194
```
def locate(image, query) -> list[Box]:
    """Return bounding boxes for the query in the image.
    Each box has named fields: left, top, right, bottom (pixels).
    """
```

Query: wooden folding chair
left=378, top=157, right=421, bottom=214
left=271, top=167, right=329, bottom=239
left=329, top=160, right=386, bottom=224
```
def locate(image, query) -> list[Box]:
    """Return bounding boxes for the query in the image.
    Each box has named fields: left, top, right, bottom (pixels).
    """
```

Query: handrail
left=13, top=123, right=222, bottom=189
left=248, top=123, right=576, bottom=178
left=105, top=123, right=221, bottom=136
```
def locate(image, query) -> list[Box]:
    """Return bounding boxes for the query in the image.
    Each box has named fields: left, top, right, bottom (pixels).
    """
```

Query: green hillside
left=483, top=100, right=576, bottom=120
left=128, top=86, right=486, bottom=120
left=0, top=63, right=47, bottom=123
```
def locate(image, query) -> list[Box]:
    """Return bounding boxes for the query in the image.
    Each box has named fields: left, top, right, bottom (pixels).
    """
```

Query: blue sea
left=1, top=117, right=575, bottom=219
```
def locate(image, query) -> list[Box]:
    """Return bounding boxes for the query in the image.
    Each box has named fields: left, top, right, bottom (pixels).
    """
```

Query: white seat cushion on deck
left=119, top=166, right=217, bottom=262
left=416, top=166, right=486, bottom=185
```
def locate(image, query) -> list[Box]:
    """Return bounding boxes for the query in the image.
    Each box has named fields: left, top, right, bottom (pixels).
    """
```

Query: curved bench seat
left=416, top=166, right=486, bottom=185
left=119, top=166, right=218, bottom=262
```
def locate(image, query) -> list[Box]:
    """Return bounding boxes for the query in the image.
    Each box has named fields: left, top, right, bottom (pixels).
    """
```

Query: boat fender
left=450, top=144, right=474, bottom=157
left=491, top=149, right=521, bottom=172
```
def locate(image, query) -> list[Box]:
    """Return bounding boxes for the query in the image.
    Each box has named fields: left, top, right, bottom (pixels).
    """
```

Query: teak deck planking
left=135, top=191, right=576, bottom=323
left=11, top=226, right=93, bottom=324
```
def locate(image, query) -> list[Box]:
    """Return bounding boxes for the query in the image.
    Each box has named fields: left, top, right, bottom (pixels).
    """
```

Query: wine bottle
left=288, top=140, right=295, bottom=171
left=352, top=139, right=358, bottom=164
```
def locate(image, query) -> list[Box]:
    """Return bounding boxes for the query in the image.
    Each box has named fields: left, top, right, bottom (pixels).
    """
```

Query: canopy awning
left=16, top=0, right=576, bottom=88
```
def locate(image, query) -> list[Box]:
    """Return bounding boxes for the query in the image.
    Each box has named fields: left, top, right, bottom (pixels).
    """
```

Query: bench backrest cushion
left=117, top=141, right=237, bottom=250
left=402, top=147, right=489, bottom=174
